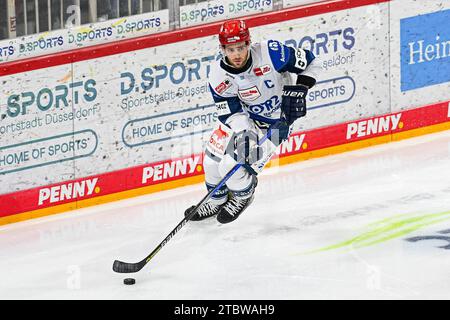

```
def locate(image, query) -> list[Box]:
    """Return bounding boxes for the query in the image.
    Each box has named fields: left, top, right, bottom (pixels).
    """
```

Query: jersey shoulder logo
left=267, top=40, right=287, bottom=70
left=215, top=79, right=232, bottom=94
left=295, top=48, right=308, bottom=70
left=238, top=86, right=262, bottom=101
left=268, top=40, right=280, bottom=51
left=253, top=65, right=272, bottom=76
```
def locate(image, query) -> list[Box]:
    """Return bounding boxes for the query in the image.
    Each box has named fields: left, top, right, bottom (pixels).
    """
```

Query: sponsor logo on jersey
left=215, top=101, right=231, bottom=115
left=213, top=125, right=230, bottom=140
left=268, top=40, right=287, bottom=64
left=268, top=40, right=280, bottom=51
left=280, top=46, right=286, bottom=63
left=248, top=95, right=280, bottom=116
left=346, top=114, right=402, bottom=140
left=253, top=65, right=272, bottom=76
left=207, top=125, right=232, bottom=155
left=238, top=86, right=261, bottom=101
left=215, top=79, right=232, bottom=94
left=295, top=48, right=308, bottom=70
left=38, top=178, right=99, bottom=206
left=142, top=156, right=202, bottom=183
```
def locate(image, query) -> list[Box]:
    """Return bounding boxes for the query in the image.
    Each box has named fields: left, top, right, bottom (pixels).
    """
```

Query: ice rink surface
left=1, top=130, right=450, bottom=300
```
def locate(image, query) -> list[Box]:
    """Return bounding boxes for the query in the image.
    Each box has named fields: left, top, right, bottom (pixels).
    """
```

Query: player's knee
left=203, top=154, right=222, bottom=185
left=204, top=154, right=219, bottom=171
left=218, top=155, right=238, bottom=177
left=219, top=155, right=251, bottom=189
left=226, top=168, right=253, bottom=192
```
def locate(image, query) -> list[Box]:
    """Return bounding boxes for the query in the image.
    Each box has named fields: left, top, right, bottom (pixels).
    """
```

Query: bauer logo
left=400, top=9, right=450, bottom=91
left=38, top=178, right=99, bottom=206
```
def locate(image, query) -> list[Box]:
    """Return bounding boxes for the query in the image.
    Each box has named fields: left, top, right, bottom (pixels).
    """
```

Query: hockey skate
left=217, top=176, right=258, bottom=224
left=185, top=201, right=224, bottom=221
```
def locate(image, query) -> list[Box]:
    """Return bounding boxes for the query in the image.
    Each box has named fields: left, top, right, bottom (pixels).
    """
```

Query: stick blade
left=113, top=259, right=145, bottom=273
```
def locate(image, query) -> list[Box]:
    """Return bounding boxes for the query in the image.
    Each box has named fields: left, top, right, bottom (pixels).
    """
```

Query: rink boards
left=1, top=0, right=450, bottom=225
left=0, top=100, right=448, bottom=225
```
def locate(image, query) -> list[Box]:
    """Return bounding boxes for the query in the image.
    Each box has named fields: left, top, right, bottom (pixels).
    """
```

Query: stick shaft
left=113, top=121, right=283, bottom=273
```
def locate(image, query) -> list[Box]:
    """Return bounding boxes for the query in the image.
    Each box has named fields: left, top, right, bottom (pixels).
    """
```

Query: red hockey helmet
left=219, top=20, right=250, bottom=46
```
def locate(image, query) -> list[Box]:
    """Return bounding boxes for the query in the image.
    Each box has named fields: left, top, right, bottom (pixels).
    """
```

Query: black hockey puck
left=123, top=278, right=136, bottom=285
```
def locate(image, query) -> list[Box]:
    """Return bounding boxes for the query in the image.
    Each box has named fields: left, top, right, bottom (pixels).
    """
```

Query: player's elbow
left=299, top=59, right=321, bottom=88
left=302, top=58, right=321, bottom=80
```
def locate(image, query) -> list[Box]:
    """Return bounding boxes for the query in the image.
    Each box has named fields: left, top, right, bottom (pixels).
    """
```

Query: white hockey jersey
left=208, top=40, right=319, bottom=128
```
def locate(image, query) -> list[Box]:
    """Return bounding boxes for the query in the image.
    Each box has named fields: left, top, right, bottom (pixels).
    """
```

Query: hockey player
left=185, top=19, right=320, bottom=224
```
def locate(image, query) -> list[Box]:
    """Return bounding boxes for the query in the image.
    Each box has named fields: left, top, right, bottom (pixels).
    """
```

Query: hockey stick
left=112, top=120, right=285, bottom=273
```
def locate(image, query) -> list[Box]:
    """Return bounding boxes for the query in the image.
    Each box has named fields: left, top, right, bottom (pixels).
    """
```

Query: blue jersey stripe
left=209, top=84, right=243, bottom=123
left=268, top=40, right=315, bottom=74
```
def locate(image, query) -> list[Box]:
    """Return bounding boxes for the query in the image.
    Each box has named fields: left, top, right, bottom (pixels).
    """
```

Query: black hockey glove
left=280, top=85, right=308, bottom=126
left=280, top=75, right=316, bottom=126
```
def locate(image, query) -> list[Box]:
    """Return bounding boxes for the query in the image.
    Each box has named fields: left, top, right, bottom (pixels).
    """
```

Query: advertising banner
left=390, top=0, right=450, bottom=112
left=1, top=100, right=448, bottom=224
left=259, top=2, right=390, bottom=130
left=282, top=0, right=326, bottom=9
left=0, top=10, right=170, bottom=63
left=400, top=9, right=450, bottom=92
left=180, top=0, right=273, bottom=28
left=1, top=2, right=389, bottom=196
left=1, top=0, right=449, bottom=225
